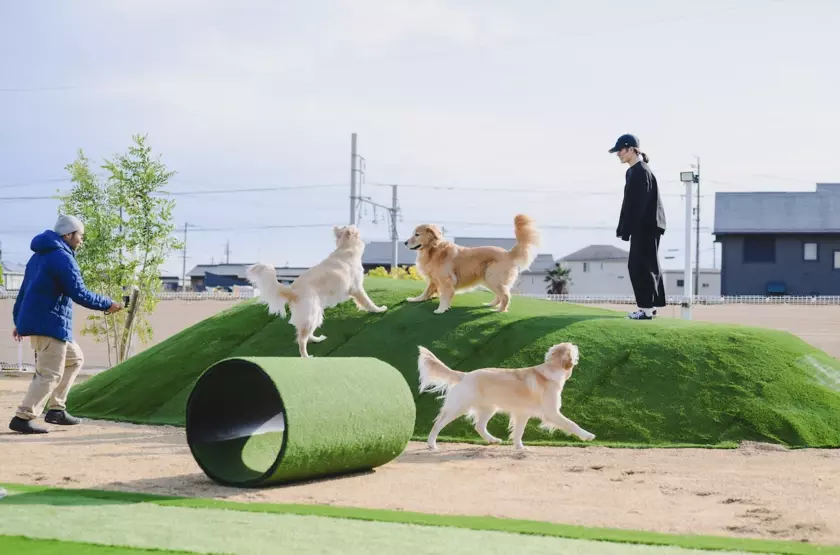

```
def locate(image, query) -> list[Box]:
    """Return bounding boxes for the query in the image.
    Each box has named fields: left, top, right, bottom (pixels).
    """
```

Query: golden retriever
left=246, top=225, right=387, bottom=357
left=417, top=343, right=595, bottom=450
left=404, top=214, right=539, bottom=314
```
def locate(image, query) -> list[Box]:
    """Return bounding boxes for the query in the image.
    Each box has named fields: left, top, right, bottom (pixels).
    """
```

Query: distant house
left=187, top=263, right=309, bottom=291
left=558, top=244, right=633, bottom=296
left=361, top=242, right=417, bottom=272
left=1, top=261, right=25, bottom=291
left=159, top=276, right=180, bottom=292
left=663, top=268, right=721, bottom=297
left=714, top=183, right=840, bottom=296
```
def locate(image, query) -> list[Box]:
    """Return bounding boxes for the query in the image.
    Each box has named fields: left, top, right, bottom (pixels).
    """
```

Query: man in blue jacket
left=9, top=215, right=123, bottom=434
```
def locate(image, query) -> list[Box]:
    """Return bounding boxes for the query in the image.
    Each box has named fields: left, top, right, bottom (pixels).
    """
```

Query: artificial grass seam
left=0, top=534, right=202, bottom=554
left=2, top=483, right=837, bottom=555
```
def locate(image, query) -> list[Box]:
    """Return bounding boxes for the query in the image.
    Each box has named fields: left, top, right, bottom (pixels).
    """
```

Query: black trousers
left=628, top=231, right=666, bottom=309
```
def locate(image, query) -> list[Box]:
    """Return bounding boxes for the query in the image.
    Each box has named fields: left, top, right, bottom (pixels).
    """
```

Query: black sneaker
left=9, top=416, right=49, bottom=434
left=627, top=310, right=653, bottom=320
left=45, top=410, right=82, bottom=426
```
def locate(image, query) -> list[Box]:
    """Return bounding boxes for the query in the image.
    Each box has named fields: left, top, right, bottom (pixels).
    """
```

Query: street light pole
left=679, top=170, right=697, bottom=320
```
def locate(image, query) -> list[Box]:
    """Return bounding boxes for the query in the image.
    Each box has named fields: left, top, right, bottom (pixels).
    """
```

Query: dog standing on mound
left=404, top=214, right=539, bottom=314
left=416, top=343, right=595, bottom=450
left=246, top=225, right=387, bottom=358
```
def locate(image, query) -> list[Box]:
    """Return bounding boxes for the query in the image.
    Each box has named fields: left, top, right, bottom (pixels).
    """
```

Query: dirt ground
left=1, top=378, right=838, bottom=547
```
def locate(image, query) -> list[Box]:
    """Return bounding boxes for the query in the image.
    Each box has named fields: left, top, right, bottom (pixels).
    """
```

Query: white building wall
left=563, top=260, right=634, bottom=296
left=513, top=273, right=550, bottom=295
left=663, top=270, right=721, bottom=297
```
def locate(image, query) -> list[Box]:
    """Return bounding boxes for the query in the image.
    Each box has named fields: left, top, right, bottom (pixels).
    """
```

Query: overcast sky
left=2, top=0, right=838, bottom=277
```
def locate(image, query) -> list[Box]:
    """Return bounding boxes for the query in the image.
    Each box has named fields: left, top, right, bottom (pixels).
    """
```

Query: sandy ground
left=3, top=300, right=839, bottom=370
left=1, top=378, right=838, bottom=547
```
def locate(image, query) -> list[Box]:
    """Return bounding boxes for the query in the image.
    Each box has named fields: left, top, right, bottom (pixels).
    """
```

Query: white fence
left=523, top=293, right=840, bottom=306
left=4, top=289, right=840, bottom=305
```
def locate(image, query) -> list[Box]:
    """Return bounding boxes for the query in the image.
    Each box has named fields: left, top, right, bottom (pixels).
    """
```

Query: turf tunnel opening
left=186, top=359, right=287, bottom=486
left=186, top=356, right=416, bottom=487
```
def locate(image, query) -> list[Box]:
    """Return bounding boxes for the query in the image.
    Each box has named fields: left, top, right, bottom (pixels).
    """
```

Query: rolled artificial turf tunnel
left=185, top=356, right=416, bottom=487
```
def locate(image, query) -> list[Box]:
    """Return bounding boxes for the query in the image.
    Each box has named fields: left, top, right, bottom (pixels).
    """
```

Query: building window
left=804, top=242, right=818, bottom=261
left=834, top=251, right=840, bottom=270
left=677, top=279, right=684, bottom=287
left=583, top=262, right=589, bottom=273
left=743, top=236, right=775, bottom=263
left=702, top=283, right=709, bottom=288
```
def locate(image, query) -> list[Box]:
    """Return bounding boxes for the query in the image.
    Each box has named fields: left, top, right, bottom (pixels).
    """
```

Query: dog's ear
left=426, top=225, right=443, bottom=240
left=333, top=226, right=344, bottom=239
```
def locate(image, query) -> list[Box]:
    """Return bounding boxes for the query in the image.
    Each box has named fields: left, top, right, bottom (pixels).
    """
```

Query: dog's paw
left=487, top=437, right=502, bottom=445
left=579, top=431, right=596, bottom=442
left=433, top=307, right=450, bottom=314
left=514, top=443, right=528, bottom=451
left=427, top=442, right=438, bottom=451
left=375, top=305, right=388, bottom=312
left=406, top=296, right=423, bottom=303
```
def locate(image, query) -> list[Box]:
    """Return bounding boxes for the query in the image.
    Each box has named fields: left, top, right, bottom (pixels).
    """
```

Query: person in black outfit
left=610, top=134, right=667, bottom=320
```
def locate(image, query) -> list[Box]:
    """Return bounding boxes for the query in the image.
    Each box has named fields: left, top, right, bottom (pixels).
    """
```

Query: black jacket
left=616, top=161, right=666, bottom=241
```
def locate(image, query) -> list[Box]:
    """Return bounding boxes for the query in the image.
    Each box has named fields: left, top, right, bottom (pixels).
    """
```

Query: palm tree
left=544, top=263, right=572, bottom=295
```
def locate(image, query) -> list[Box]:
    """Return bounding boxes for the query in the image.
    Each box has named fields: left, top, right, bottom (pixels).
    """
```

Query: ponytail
left=632, top=147, right=649, bottom=164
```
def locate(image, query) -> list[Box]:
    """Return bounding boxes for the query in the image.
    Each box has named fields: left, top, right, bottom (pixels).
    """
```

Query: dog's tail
left=245, top=263, right=297, bottom=318
left=508, top=214, right=540, bottom=270
left=417, top=346, right=464, bottom=396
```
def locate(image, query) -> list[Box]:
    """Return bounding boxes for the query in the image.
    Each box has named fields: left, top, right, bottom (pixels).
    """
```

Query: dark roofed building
left=361, top=242, right=417, bottom=272
left=714, top=182, right=840, bottom=296
left=187, top=263, right=309, bottom=291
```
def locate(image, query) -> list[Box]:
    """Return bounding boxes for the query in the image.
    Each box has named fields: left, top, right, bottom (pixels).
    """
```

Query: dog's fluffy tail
left=245, top=263, right=297, bottom=318
left=508, top=214, right=540, bottom=270
left=417, top=346, right=464, bottom=396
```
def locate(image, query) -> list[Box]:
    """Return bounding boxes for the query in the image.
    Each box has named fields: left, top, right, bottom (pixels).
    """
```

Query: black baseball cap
left=608, top=134, right=639, bottom=153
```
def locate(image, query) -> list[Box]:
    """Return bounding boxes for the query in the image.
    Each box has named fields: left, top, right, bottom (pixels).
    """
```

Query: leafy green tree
left=58, top=134, right=181, bottom=364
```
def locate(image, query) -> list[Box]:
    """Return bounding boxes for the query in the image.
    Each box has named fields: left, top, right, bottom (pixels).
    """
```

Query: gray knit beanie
left=54, top=214, right=85, bottom=236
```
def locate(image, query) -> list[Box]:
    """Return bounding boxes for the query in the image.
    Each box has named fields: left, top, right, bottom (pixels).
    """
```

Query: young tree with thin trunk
left=58, top=134, right=181, bottom=365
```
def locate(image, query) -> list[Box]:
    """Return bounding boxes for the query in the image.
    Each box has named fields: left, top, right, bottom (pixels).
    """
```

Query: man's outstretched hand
left=12, top=328, right=22, bottom=343
left=105, top=301, right=124, bottom=314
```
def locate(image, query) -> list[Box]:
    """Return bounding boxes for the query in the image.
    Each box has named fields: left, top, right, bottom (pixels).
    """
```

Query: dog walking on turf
left=403, top=214, right=540, bottom=314
left=246, top=225, right=387, bottom=358
left=416, top=343, right=595, bottom=450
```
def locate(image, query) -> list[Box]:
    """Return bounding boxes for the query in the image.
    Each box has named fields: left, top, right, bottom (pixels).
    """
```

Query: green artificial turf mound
left=67, top=278, right=840, bottom=447
left=3, top=484, right=840, bottom=555
left=185, top=356, right=415, bottom=486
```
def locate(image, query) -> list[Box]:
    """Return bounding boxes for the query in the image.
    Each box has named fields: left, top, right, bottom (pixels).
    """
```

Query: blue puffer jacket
left=12, top=230, right=113, bottom=342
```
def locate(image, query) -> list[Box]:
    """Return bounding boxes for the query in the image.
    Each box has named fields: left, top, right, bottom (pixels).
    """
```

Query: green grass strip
left=2, top=483, right=837, bottom=554
left=0, top=489, right=756, bottom=555
left=0, top=534, right=198, bottom=554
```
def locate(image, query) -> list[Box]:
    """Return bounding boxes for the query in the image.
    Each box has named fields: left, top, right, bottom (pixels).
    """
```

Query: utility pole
left=224, top=239, right=231, bottom=264
left=181, top=222, right=188, bottom=291
left=391, top=185, right=399, bottom=271
left=694, top=157, right=701, bottom=298
left=348, top=132, right=366, bottom=225
left=349, top=133, right=357, bottom=225
left=355, top=184, right=402, bottom=272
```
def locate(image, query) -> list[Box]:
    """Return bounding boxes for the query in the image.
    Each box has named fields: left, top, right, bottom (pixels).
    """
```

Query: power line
left=0, top=177, right=69, bottom=189
left=368, top=182, right=695, bottom=198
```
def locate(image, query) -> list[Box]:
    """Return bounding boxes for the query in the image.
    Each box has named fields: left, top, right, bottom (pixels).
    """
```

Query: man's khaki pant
left=16, top=336, right=84, bottom=421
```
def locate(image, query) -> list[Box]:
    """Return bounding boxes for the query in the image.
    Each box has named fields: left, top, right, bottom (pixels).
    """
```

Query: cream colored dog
left=417, top=343, right=595, bottom=450
left=246, top=225, right=387, bottom=357
left=404, top=214, right=539, bottom=314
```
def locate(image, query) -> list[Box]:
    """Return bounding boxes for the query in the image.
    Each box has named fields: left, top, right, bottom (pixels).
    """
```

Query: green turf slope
left=67, top=278, right=840, bottom=447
